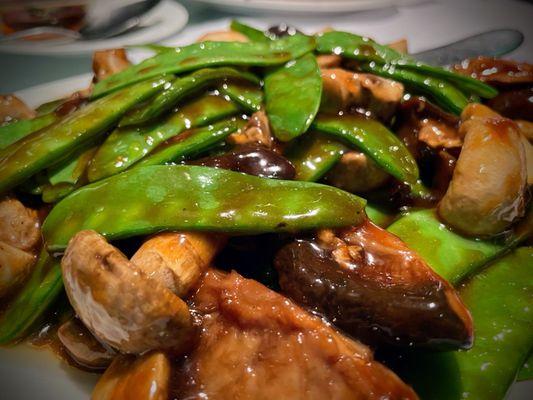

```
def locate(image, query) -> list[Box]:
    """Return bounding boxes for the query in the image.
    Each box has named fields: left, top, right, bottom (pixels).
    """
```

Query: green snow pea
left=137, top=118, right=245, bottom=167
left=0, top=250, right=62, bottom=344
left=312, top=113, right=420, bottom=188
left=93, top=34, right=316, bottom=98
left=88, top=94, right=239, bottom=182
left=0, top=77, right=169, bottom=195
left=42, top=165, right=367, bottom=252
left=121, top=68, right=260, bottom=126
left=388, top=208, right=532, bottom=284
left=285, top=132, right=346, bottom=181
left=219, top=81, right=263, bottom=113
left=230, top=20, right=271, bottom=42
left=518, top=355, right=533, bottom=381
left=402, top=247, right=533, bottom=400
left=0, top=113, right=57, bottom=149
left=315, top=31, right=496, bottom=98
left=365, top=203, right=396, bottom=228
left=265, top=54, right=322, bottom=141
left=358, top=62, right=469, bottom=115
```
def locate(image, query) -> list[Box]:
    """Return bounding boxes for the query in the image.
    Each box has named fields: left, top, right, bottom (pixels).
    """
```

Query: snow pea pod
left=92, top=34, right=315, bottom=98
left=230, top=20, right=271, bottom=42
left=388, top=208, right=532, bottom=284
left=42, top=165, right=367, bottom=252
left=0, top=77, right=169, bottom=195
left=518, top=355, right=533, bottom=381
left=0, top=250, right=62, bottom=344
left=121, top=68, right=259, bottom=126
left=359, top=62, right=469, bottom=115
left=315, top=31, right=496, bottom=98
left=137, top=118, right=245, bottom=167
left=264, top=54, right=322, bottom=141
left=219, top=81, right=263, bottom=113
left=284, top=132, right=346, bottom=181
left=88, top=94, right=239, bottom=182
left=312, top=113, right=420, bottom=188
left=403, top=247, right=533, bottom=400
left=0, top=113, right=57, bottom=149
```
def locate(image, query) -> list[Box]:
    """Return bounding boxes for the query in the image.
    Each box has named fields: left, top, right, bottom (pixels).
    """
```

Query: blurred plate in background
left=0, top=0, right=187, bottom=55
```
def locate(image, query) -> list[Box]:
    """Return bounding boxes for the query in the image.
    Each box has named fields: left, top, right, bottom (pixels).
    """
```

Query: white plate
left=0, top=0, right=188, bottom=56
left=189, top=0, right=424, bottom=14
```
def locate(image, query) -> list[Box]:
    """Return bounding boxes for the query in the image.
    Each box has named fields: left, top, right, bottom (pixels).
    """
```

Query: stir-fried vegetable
left=0, top=113, right=57, bottom=149
left=43, top=165, right=366, bottom=251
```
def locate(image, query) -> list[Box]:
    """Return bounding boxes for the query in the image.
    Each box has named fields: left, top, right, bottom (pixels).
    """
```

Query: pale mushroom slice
left=0, top=241, right=36, bottom=298
left=92, top=351, right=170, bottom=400
left=320, top=68, right=404, bottom=121
left=92, top=49, right=131, bottom=83
left=438, top=104, right=527, bottom=236
left=61, top=230, right=193, bottom=354
left=58, top=318, right=116, bottom=370
left=131, top=232, right=224, bottom=297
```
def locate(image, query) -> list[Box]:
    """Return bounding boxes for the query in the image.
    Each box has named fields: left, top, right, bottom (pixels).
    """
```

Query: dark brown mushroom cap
left=275, top=220, right=473, bottom=350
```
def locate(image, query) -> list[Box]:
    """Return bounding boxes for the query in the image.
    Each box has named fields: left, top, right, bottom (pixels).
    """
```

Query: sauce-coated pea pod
left=312, top=113, right=420, bottom=188
left=388, top=209, right=532, bottom=284
left=0, top=250, right=62, bottom=344
left=137, top=118, right=245, bottom=167
left=42, top=165, right=366, bottom=252
left=0, top=113, right=57, bottom=149
left=284, top=132, right=346, bottom=181
left=230, top=20, right=271, bottom=42
left=0, top=77, right=170, bottom=195
left=402, top=247, right=533, bottom=400
left=93, top=34, right=316, bottom=98
left=218, top=81, right=263, bottom=113
left=359, top=62, right=469, bottom=115
left=264, top=54, right=322, bottom=141
left=88, top=94, right=239, bottom=182
left=315, top=30, right=496, bottom=98
left=121, top=67, right=260, bottom=126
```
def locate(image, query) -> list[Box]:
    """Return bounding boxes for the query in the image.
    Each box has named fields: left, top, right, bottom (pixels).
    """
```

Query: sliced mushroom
left=178, top=270, right=418, bottom=399
left=197, top=30, right=249, bottom=43
left=92, top=351, right=170, bottom=400
left=320, top=68, right=404, bottom=122
left=58, top=317, right=116, bottom=370
left=227, top=111, right=274, bottom=148
left=453, top=57, right=533, bottom=86
left=61, top=230, right=193, bottom=354
left=275, top=220, right=473, bottom=349
left=517, top=120, right=533, bottom=141
left=0, top=94, right=35, bottom=123
left=92, top=49, right=131, bottom=83
left=324, top=151, right=389, bottom=193
left=316, top=54, right=342, bottom=69
left=520, top=133, right=533, bottom=186
left=438, top=104, right=527, bottom=236
left=0, top=241, right=36, bottom=298
left=0, top=197, right=41, bottom=252
left=131, top=232, right=224, bottom=297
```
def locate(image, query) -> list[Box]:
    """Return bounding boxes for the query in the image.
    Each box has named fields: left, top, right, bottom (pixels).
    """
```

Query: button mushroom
left=0, top=197, right=40, bottom=298
left=58, top=317, right=116, bottom=370
left=179, top=270, right=418, bottom=399
left=275, top=220, right=473, bottom=349
left=131, top=231, right=224, bottom=297
left=61, top=230, right=193, bottom=354
left=320, top=68, right=404, bottom=122
left=92, top=351, right=170, bottom=400
left=438, top=104, right=527, bottom=236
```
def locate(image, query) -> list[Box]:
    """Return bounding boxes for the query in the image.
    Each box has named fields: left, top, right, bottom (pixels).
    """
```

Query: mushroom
left=92, top=351, right=170, bottom=400
left=0, top=197, right=40, bottom=298
left=316, top=54, right=342, bottom=69
left=324, top=151, right=389, bottom=193
left=58, top=317, right=116, bottom=370
left=130, top=231, right=224, bottom=297
left=438, top=104, right=527, bottom=236
left=227, top=111, right=274, bottom=149
left=320, top=68, right=404, bottom=122
left=61, top=230, right=193, bottom=354
left=197, top=30, right=249, bottom=43
left=92, top=49, right=131, bottom=83
left=275, top=220, right=473, bottom=349
left=0, top=94, right=35, bottom=124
